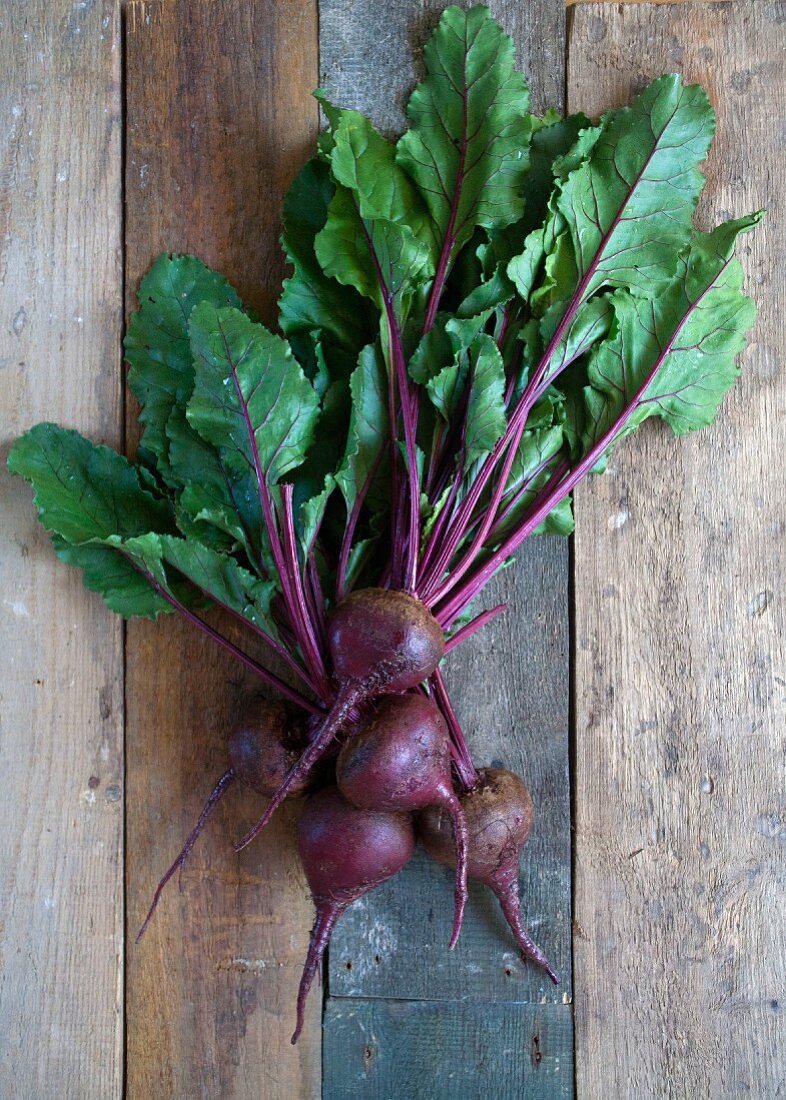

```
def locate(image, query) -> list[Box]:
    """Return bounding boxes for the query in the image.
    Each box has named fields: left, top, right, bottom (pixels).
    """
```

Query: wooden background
left=0, top=0, right=783, bottom=1097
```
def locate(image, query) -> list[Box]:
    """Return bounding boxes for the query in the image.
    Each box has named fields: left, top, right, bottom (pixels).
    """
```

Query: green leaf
left=187, top=304, right=320, bottom=487
left=314, top=185, right=431, bottom=314
left=125, top=254, right=241, bottom=478
left=7, top=423, right=173, bottom=543
left=408, top=311, right=491, bottom=386
left=7, top=424, right=181, bottom=620
left=397, top=5, right=531, bottom=269
left=508, top=228, right=546, bottom=303
left=427, top=333, right=507, bottom=467
left=279, top=157, right=370, bottom=379
left=581, top=215, right=761, bottom=455
left=458, top=112, right=590, bottom=317
left=526, top=112, right=591, bottom=231
left=153, top=534, right=278, bottom=632
left=539, top=295, right=614, bottom=380
left=52, top=536, right=173, bottom=619
left=335, top=342, right=389, bottom=516
left=553, top=75, right=715, bottom=300
left=166, top=406, right=259, bottom=559
left=300, top=476, right=336, bottom=556
left=330, top=109, right=437, bottom=261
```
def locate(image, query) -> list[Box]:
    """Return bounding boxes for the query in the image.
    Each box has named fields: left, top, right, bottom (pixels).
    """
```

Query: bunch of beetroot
left=8, top=4, right=759, bottom=1043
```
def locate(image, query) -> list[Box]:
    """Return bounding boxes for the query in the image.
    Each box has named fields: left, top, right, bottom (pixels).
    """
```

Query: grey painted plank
left=324, top=999, right=573, bottom=1100
left=319, top=0, right=564, bottom=132
left=319, top=0, right=572, bottom=1020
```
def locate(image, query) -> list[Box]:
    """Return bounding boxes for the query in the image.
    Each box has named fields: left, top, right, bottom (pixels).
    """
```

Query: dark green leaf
left=7, top=423, right=173, bottom=543
left=125, top=254, right=241, bottom=478
left=397, top=5, right=531, bottom=269
left=187, top=304, right=320, bottom=486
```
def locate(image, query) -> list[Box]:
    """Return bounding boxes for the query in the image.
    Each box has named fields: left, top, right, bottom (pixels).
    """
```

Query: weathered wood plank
left=319, top=0, right=565, bottom=129
left=321, top=0, right=573, bottom=1040
left=568, top=1, right=731, bottom=6
left=570, top=3, right=786, bottom=1097
left=124, top=2, right=321, bottom=1097
left=0, top=2, right=124, bottom=1096
left=324, top=1000, right=573, bottom=1100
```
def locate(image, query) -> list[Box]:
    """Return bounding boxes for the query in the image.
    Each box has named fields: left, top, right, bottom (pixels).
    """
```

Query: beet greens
left=8, top=3, right=760, bottom=1041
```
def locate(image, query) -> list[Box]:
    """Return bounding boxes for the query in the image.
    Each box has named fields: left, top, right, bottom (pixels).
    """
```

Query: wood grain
left=320, top=1, right=574, bottom=1089
left=319, top=0, right=565, bottom=128
left=124, top=2, right=321, bottom=1096
left=0, top=2, right=124, bottom=1095
left=323, top=1000, right=574, bottom=1099
left=568, top=1, right=731, bottom=6
left=569, top=3, right=786, bottom=1097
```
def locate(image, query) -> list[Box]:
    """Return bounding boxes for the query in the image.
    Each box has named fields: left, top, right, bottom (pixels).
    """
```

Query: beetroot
left=335, top=693, right=468, bottom=948
left=292, top=786, right=415, bottom=1043
left=136, top=699, right=308, bottom=941
left=228, top=698, right=312, bottom=798
left=235, top=588, right=444, bottom=850
left=329, top=588, right=444, bottom=694
left=418, top=767, right=557, bottom=983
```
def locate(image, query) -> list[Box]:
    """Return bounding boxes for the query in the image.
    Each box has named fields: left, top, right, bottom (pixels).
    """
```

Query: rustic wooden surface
left=3, top=0, right=784, bottom=1096
left=0, top=2, right=124, bottom=1096
left=124, top=2, right=321, bottom=1097
left=568, top=1, right=731, bottom=5
left=320, top=2, right=573, bottom=1093
left=320, top=0, right=564, bottom=126
left=570, top=3, right=786, bottom=1098
left=323, top=1000, right=573, bottom=1099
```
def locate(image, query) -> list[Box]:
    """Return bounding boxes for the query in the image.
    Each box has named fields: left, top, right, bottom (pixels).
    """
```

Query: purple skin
left=136, top=699, right=308, bottom=942
left=292, top=786, right=415, bottom=1043
left=418, top=767, right=558, bottom=984
left=336, top=693, right=469, bottom=949
left=235, top=588, right=445, bottom=851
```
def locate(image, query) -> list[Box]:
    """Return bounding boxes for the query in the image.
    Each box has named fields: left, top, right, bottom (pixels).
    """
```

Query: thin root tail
left=494, top=871, right=559, bottom=985
left=135, top=769, right=235, bottom=943
left=235, top=683, right=361, bottom=852
left=443, top=788, right=469, bottom=951
left=291, top=901, right=345, bottom=1044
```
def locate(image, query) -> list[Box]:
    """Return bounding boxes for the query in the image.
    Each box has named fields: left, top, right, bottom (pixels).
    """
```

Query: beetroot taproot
left=292, top=786, right=415, bottom=1043
left=336, top=693, right=468, bottom=947
left=136, top=699, right=308, bottom=941
left=235, top=588, right=444, bottom=850
left=418, top=767, right=557, bottom=983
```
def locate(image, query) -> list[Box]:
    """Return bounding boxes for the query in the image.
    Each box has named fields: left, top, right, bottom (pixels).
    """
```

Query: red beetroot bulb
left=418, top=767, right=557, bottom=983
left=336, top=693, right=468, bottom=948
left=292, top=786, right=415, bottom=1043
left=235, top=588, right=445, bottom=850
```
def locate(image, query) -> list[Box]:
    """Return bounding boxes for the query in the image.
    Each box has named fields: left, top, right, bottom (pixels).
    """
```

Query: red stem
left=337, top=452, right=383, bottom=601
left=443, top=602, right=506, bottom=654
left=430, top=668, right=477, bottom=791
left=435, top=255, right=728, bottom=627
left=280, top=484, right=329, bottom=694
left=130, top=558, right=321, bottom=714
